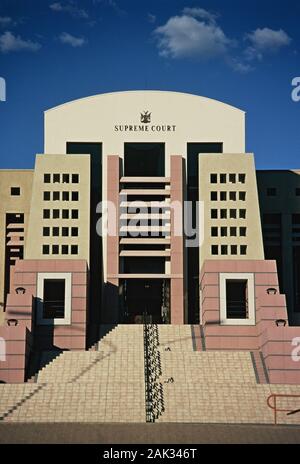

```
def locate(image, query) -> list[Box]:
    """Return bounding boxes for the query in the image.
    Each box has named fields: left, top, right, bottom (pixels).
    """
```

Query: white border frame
left=36, top=272, right=72, bottom=325
left=220, top=272, right=255, bottom=326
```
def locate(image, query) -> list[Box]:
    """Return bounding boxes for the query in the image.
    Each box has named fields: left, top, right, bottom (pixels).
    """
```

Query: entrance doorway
left=121, top=279, right=170, bottom=324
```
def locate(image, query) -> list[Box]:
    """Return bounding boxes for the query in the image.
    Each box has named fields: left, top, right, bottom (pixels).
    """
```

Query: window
left=52, top=227, right=59, bottom=237
left=230, top=227, right=237, bottom=236
left=62, top=174, right=69, bottom=183
left=229, top=191, right=236, bottom=201
left=62, top=227, right=69, bottom=237
left=264, top=213, right=281, bottom=225
left=53, top=174, right=60, bottom=183
left=226, top=280, right=248, bottom=319
left=62, top=191, right=69, bottom=201
left=220, top=191, right=227, bottom=201
left=43, top=191, right=50, bottom=201
left=239, top=227, right=247, bottom=237
left=11, top=187, right=20, bottom=196
left=239, top=192, right=246, bottom=201
left=239, top=209, right=246, bottom=219
left=211, top=209, right=218, bottom=219
left=52, top=245, right=59, bottom=254
left=72, top=209, right=79, bottom=219
left=42, top=245, right=49, bottom=255
left=53, top=209, right=59, bottom=219
left=43, top=279, right=65, bottom=319
left=71, top=227, right=78, bottom=237
left=210, top=174, right=217, bottom=183
left=43, top=227, right=50, bottom=237
left=220, top=227, right=227, bottom=237
left=267, top=187, right=277, bottom=196
left=210, top=191, right=217, bottom=201
left=72, top=191, right=79, bottom=201
left=296, top=188, right=300, bottom=196
left=220, top=209, right=227, bottom=219
left=238, top=174, right=246, bottom=183
left=221, top=245, right=228, bottom=255
left=44, top=174, right=51, bottom=183
left=72, top=174, right=79, bottom=183
left=230, top=209, right=237, bottom=219
left=211, top=245, right=218, bottom=255
left=53, top=191, right=60, bottom=201
left=240, top=245, right=247, bottom=255
left=211, top=227, right=218, bottom=237
left=231, top=245, right=237, bottom=255
left=62, top=209, right=69, bottom=219
left=229, top=174, right=236, bottom=183
left=43, top=209, right=50, bottom=219
left=71, top=245, right=78, bottom=254
left=220, top=174, right=226, bottom=183
left=61, top=245, right=68, bottom=255
left=37, top=272, right=72, bottom=325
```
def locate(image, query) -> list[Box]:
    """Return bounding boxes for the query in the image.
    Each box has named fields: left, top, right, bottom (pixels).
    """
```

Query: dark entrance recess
left=124, top=143, right=165, bottom=177
left=43, top=279, right=65, bottom=319
left=226, top=279, right=248, bottom=319
left=187, top=143, right=223, bottom=324
left=121, top=279, right=170, bottom=324
left=66, top=142, right=102, bottom=344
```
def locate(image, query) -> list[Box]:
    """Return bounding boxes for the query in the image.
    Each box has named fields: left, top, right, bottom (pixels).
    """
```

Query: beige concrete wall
left=199, top=153, right=264, bottom=267
left=0, top=170, right=33, bottom=322
left=25, top=155, right=90, bottom=265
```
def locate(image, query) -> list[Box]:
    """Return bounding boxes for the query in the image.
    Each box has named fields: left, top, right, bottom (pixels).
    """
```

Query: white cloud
left=59, top=32, right=87, bottom=47
left=0, top=31, right=41, bottom=53
left=182, top=7, right=218, bottom=24
left=50, top=2, right=89, bottom=19
left=154, top=13, right=232, bottom=59
left=0, top=16, right=12, bottom=27
left=245, top=28, right=291, bottom=60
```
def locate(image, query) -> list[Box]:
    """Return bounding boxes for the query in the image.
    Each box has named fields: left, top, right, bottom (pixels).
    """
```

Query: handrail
left=267, top=394, right=300, bottom=425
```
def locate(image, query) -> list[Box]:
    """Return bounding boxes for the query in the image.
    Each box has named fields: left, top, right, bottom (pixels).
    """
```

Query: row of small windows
left=211, top=226, right=246, bottom=237
left=211, top=209, right=246, bottom=219
left=43, top=227, right=78, bottom=237
left=210, top=191, right=246, bottom=201
left=210, top=173, right=246, bottom=184
left=42, top=244, right=78, bottom=255
left=211, top=245, right=247, bottom=255
left=43, top=209, right=79, bottom=219
left=43, top=191, right=79, bottom=201
left=44, top=173, right=79, bottom=184
left=266, top=187, right=300, bottom=196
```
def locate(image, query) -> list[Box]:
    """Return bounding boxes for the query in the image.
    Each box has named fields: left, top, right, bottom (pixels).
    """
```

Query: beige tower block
left=199, top=153, right=264, bottom=267
left=25, top=154, right=91, bottom=264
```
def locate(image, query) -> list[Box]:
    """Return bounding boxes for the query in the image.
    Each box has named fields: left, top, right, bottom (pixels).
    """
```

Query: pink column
left=170, top=155, right=184, bottom=324
left=106, top=155, right=120, bottom=322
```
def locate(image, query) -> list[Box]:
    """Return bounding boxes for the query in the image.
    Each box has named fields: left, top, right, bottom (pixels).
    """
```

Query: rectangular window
left=239, top=227, right=247, bottom=237
left=220, top=209, right=227, bottom=219
left=44, top=174, right=51, bottom=183
left=72, top=209, right=79, bottom=219
left=226, top=280, right=248, bottom=319
left=220, top=174, right=226, bottom=184
left=72, top=191, right=79, bottom=201
left=220, top=227, right=227, bottom=237
left=43, top=279, right=65, bottom=319
left=42, top=245, right=49, bottom=255
left=43, top=227, right=50, bottom=237
left=72, top=174, right=79, bottom=183
left=211, top=227, right=218, bottom=237
left=238, top=174, right=246, bottom=183
left=211, top=209, right=218, bottom=219
left=221, top=245, right=228, bottom=255
left=62, top=174, right=69, bottom=183
left=210, top=191, right=217, bottom=201
left=230, top=209, right=237, bottom=219
left=71, top=227, right=78, bottom=237
left=230, top=227, right=237, bottom=236
left=239, top=192, right=246, bottom=201
left=71, top=245, right=78, bottom=254
left=240, top=245, right=247, bottom=255
left=239, top=209, right=246, bottom=219
left=211, top=245, right=218, bottom=255
left=296, top=188, right=300, bottom=196
left=62, top=227, right=69, bottom=236
left=229, top=174, right=236, bottom=183
left=52, top=245, right=59, bottom=254
left=62, top=209, right=69, bottom=219
left=53, top=174, right=60, bottom=183
left=210, top=174, right=217, bottom=183
left=231, top=245, right=237, bottom=255
left=43, top=191, right=50, bottom=201
left=43, top=209, right=50, bottom=219
left=61, top=245, right=68, bottom=255
left=52, top=227, right=59, bottom=237
left=220, top=191, right=227, bottom=201
left=53, top=209, right=59, bottom=219
left=62, top=191, right=69, bottom=201
left=229, top=191, right=236, bottom=201
left=53, top=191, right=60, bottom=201
left=11, top=187, right=20, bottom=196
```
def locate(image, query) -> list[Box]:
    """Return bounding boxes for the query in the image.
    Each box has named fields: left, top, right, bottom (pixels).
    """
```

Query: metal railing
left=267, top=394, right=300, bottom=425
left=143, top=323, right=164, bottom=422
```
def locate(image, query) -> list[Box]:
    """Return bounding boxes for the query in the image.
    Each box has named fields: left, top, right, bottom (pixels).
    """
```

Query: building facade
left=0, top=90, right=300, bottom=383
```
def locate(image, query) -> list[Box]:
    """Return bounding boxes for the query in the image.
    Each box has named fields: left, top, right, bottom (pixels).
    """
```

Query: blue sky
left=0, top=0, right=299, bottom=169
